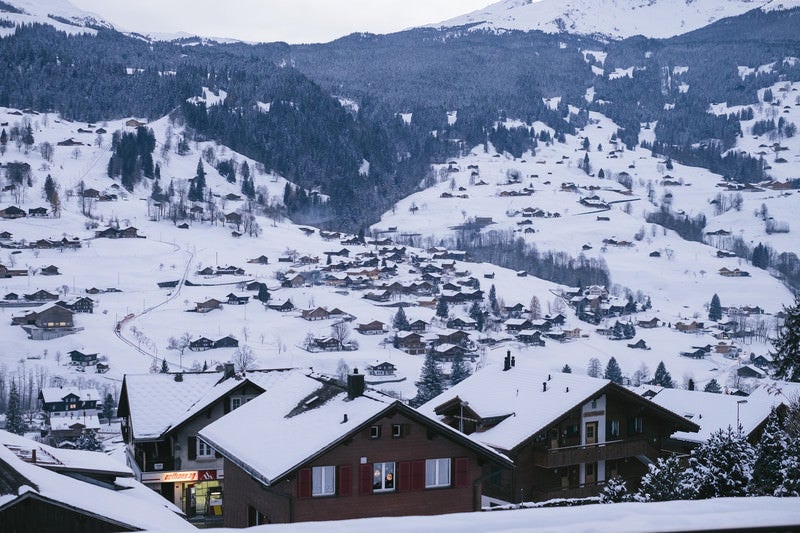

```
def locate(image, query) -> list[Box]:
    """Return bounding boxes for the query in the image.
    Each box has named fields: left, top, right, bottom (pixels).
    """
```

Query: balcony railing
left=532, top=438, right=651, bottom=469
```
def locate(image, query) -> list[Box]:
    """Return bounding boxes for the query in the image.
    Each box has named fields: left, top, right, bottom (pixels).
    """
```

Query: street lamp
left=459, top=401, right=469, bottom=433
left=736, top=399, right=748, bottom=434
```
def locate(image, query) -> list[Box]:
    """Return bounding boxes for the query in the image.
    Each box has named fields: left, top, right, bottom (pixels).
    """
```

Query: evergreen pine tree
left=653, top=361, right=674, bottom=388
left=750, top=408, right=787, bottom=495
left=450, top=353, right=471, bottom=386
left=709, top=293, right=722, bottom=321
left=257, top=283, right=270, bottom=303
left=75, top=430, right=104, bottom=451
left=488, top=284, right=499, bottom=316
left=6, top=380, right=25, bottom=435
left=562, top=364, right=572, bottom=373
left=412, top=352, right=445, bottom=407
left=468, top=302, right=484, bottom=331
left=600, top=476, right=631, bottom=503
left=436, top=298, right=449, bottom=319
left=160, top=358, right=169, bottom=373
left=101, top=393, right=115, bottom=422
left=687, top=426, right=755, bottom=499
left=776, top=436, right=800, bottom=496
left=587, top=357, right=602, bottom=378
left=604, top=357, right=624, bottom=384
left=771, top=294, right=800, bottom=382
left=635, top=456, right=691, bottom=502
left=43, top=174, right=56, bottom=204
left=393, top=307, right=410, bottom=331
left=703, top=378, right=722, bottom=393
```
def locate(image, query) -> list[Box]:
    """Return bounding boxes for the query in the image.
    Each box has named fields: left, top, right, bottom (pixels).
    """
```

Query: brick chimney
left=348, top=368, right=365, bottom=399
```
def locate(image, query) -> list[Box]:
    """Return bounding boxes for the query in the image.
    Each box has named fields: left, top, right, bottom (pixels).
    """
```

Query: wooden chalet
left=0, top=206, right=27, bottom=219
left=422, top=366, right=699, bottom=503
left=517, top=330, right=546, bottom=346
left=117, top=367, right=281, bottom=520
left=366, top=362, right=397, bottom=376
left=28, top=207, right=48, bottom=217
left=198, top=372, right=513, bottom=526
left=356, top=321, right=388, bottom=335
left=301, top=307, right=330, bottom=321
left=39, top=265, right=60, bottom=276
left=189, top=337, right=215, bottom=351
left=395, top=332, right=426, bottom=355
left=194, top=299, right=223, bottom=313
left=68, top=350, right=98, bottom=367
left=247, top=255, right=270, bottom=264
left=213, top=336, right=239, bottom=349
left=267, top=299, right=294, bottom=312
left=226, top=293, right=250, bottom=305
left=24, top=290, right=59, bottom=301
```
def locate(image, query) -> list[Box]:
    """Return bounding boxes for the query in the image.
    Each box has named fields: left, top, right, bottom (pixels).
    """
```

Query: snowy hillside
left=434, top=0, right=799, bottom=40
left=0, top=0, right=113, bottom=37
left=0, top=95, right=796, bottom=420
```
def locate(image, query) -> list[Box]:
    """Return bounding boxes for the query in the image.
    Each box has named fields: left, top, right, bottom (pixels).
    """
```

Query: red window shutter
left=411, top=460, right=425, bottom=490
left=298, top=468, right=312, bottom=499
left=454, top=457, right=470, bottom=488
left=398, top=461, right=411, bottom=491
left=359, top=464, right=372, bottom=495
left=338, top=465, right=352, bottom=496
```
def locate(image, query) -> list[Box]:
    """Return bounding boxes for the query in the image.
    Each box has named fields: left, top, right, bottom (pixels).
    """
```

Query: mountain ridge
left=434, top=0, right=800, bottom=40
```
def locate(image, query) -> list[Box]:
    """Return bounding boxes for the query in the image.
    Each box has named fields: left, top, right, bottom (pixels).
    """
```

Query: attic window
left=392, top=424, right=402, bottom=438
left=370, top=425, right=381, bottom=439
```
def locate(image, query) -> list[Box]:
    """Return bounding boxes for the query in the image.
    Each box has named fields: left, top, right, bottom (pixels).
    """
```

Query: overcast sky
left=69, top=0, right=495, bottom=44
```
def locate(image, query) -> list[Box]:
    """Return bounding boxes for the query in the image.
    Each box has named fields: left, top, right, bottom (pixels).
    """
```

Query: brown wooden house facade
left=422, top=368, right=698, bottom=503
left=199, top=374, right=512, bottom=527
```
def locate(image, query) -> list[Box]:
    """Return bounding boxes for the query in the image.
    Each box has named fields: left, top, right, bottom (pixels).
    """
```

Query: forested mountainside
left=1, top=6, right=800, bottom=230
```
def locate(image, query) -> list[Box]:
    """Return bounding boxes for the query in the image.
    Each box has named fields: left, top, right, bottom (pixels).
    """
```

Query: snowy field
left=153, top=496, right=800, bottom=533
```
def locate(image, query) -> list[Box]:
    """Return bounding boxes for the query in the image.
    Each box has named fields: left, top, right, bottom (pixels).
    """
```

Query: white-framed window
left=372, top=462, right=395, bottom=492
left=312, top=465, right=336, bottom=496
left=231, top=397, right=242, bottom=410
left=370, top=425, right=381, bottom=439
left=425, top=458, right=451, bottom=488
left=610, top=419, right=620, bottom=438
left=197, top=438, right=214, bottom=458
left=392, top=424, right=402, bottom=438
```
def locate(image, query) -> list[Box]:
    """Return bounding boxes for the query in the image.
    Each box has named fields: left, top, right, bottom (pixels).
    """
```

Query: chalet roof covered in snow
left=0, top=438, right=190, bottom=530
left=39, top=387, right=101, bottom=404
left=118, top=368, right=298, bottom=440
left=0, top=429, right=130, bottom=478
left=419, top=362, right=697, bottom=452
left=199, top=370, right=511, bottom=487
left=199, top=370, right=392, bottom=485
left=637, top=384, right=788, bottom=443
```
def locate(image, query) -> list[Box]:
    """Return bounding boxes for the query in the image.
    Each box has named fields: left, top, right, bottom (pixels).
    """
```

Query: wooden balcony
left=532, top=438, right=650, bottom=469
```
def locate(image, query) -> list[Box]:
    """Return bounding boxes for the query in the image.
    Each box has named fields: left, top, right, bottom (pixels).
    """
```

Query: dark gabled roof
left=0, top=456, right=36, bottom=496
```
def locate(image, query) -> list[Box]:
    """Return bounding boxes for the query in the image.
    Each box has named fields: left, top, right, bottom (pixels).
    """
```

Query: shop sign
left=142, top=469, right=219, bottom=483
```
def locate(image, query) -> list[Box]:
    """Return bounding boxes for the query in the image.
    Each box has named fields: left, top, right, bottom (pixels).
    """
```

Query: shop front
left=142, top=468, right=224, bottom=522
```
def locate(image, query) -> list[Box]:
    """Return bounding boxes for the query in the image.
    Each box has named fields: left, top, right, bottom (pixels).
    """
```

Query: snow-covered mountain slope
left=435, top=0, right=800, bottom=40
left=0, top=0, right=113, bottom=37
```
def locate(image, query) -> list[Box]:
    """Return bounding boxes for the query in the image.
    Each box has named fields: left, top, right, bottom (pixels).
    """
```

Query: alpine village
left=0, top=0, right=800, bottom=531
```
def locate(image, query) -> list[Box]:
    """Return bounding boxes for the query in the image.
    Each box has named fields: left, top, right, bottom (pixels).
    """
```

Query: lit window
left=425, top=458, right=451, bottom=488
left=312, top=466, right=336, bottom=496
left=373, top=462, right=395, bottom=492
left=197, top=438, right=214, bottom=458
